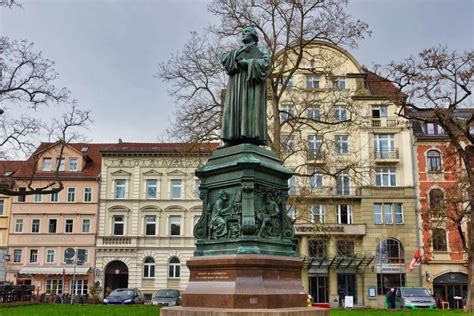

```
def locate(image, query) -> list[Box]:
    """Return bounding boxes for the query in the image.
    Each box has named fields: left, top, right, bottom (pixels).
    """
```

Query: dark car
left=103, top=288, right=144, bottom=305
left=151, top=289, right=181, bottom=307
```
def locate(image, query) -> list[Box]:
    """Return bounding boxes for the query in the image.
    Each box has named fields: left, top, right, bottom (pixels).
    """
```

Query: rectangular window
left=333, top=76, right=346, bottom=90
left=170, top=180, right=182, bottom=199
left=46, top=280, right=63, bottom=295
left=31, top=219, right=40, bottom=233
left=69, top=158, right=78, bottom=171
left=113, top=216, right=124, bottom=235
left=288, top=176, right=297, bottom=195
left=42, top=158, right=52, bottom=171
left=280, top=104, right=294, bottom=122
left=145, top=215, right=156, bottom=236
left=193, top=216, right=200, bottom=229
left=335, top=135, right=349, bottom=154
left=67, top=188, right=76, bottom=202
left=46, top=250, right=55, bottom=263
left=49, top=219, right=57, bottom=233
left=169, top=216, right=181, bottom=236
left=281, top=135, right=295, bottom=155
left=0, top=200, right=3, bottom=216
left=15, top=219, right=23, bottom=233
left=310, top=204, right=325, bottom=224
left=307, top=75, right=320, bottom=89
left=30, top=249, right=38, bottom=263
left=424, top=122, right=445, bottom=135
left=194, top=179, right=201, bottom=199
left=13, top=249, right=21, bottom=263
left=309, top=239, right=327, bottom=257
left=336, top=170, right=350, bottom=195
left=281, top=75, right=294, bottom=89
left=308, top=167, right=323, bottom=188
left=375, top=167, right=397, bottom=186
left=50, top=192, right=59, bottom=202
left=336, top=204, right=352, bottom=224
left=81, top=219, right=91, bottom=233
left=334, top=105, right=347, bottom=121
left=373, top=203, right=404, bottom=225
left=307, top=135, right=322, bottom=160
left=336, top=239, right=354, bottom=257
left=56, top=158, right=65, bottom=171
left=65, top=219, right=74, bottom=233
left=34, top=193, right=42, bottom=203
left=146, top=179, right=158, bottom=199
left=84, top=188, right=92, bottom=202
left=18, top=187, right=26, bottom=202
left=307, top=106, right=320, bottom=120
left=372, top=105, right=388, bottom=118
left=71, top=280, right=88, bottom=295
left=114, top=179, right=127, bottom=199
left=374, top=134, right=395, bottom=158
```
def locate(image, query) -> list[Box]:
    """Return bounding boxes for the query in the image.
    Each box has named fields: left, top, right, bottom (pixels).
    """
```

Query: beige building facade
left=273, top=41, right=420, bottom=308
left=6, top=142, right=102, bottom=296
left=95, top=143, right=214, bottom=300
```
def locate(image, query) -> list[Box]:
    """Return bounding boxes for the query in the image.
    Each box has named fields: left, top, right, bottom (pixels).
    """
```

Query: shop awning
left=307, top=255, right=374, bottom=270
left=19, top=267, right=91, bottom=275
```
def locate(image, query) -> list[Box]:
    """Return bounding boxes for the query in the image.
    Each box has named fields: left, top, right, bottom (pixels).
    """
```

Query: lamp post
left=3, top=254, right=10, bottom=283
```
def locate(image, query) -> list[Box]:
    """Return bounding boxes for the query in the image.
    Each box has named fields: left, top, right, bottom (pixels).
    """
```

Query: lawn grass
left=0, top=304, right=161, bottom=316
left=0, top=305, right=470, bottom=316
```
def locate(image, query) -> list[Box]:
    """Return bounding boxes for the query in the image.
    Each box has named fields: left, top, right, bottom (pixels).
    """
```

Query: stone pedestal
left=161, top=307, right=328, bottom=316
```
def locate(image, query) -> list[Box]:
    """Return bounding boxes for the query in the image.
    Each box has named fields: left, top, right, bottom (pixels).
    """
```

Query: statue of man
left=219, top=26, right=270, bottom=147
left=210, top=190, right=233, bottom=239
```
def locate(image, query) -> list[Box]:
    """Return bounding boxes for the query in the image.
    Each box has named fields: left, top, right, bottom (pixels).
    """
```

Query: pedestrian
left=385, top=288, right=396, bottom=309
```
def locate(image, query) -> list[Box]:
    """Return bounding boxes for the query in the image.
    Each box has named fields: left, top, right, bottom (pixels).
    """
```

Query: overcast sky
left=1, top=0, right=473, bottom=144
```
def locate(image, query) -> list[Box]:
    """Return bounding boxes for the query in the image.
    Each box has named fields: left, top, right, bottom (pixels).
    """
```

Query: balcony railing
left=290, top=186, right=362, bottom=197
left=307, top=150, right=326, bottom=161
left=374, top=149, right=399, bottom=160
left=371, top=117, right=399, bottom=128
left=101, top=237, right=133, bottom=245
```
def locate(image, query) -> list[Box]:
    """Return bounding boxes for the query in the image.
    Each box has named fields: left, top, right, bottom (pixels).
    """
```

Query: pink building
left=6, top=142, right=105, bottom=298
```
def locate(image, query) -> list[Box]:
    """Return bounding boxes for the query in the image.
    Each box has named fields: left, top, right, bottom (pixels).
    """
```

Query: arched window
left=143, top=257, right=155, bottom=278
left=427, top=150, right=442, bottom=172
left=432, top=228, right=447, bottom=252
left=429, top=189, right=444, bottom=210
left=375, top=239, right=406, bottom=295
left=168, top=257, right=180, bottom=278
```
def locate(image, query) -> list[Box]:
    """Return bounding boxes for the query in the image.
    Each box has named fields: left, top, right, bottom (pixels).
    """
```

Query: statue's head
left=242, top=26, right=258, bottom=44
left=219, top=190, right=229, bottom=200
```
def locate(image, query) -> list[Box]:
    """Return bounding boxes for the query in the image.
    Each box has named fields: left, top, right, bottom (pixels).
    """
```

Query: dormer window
left=42, top=158, right=52, bottom=171
left=69, top=158, right=78, bottom=172
left=56, top=158, right=65, bottom=171
left=333, top=76, right=346, bottom=90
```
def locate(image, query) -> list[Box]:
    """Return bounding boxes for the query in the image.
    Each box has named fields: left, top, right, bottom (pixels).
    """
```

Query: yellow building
left=0, top=161, right=23, bottom=282
left=273, top=41, right=420, bottom=308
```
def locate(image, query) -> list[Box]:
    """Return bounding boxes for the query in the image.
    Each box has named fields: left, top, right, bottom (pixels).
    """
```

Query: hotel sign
left=295, top=224, right=366, bottom=235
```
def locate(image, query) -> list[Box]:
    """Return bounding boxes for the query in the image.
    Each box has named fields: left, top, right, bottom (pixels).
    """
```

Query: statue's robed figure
left=219, top=26, right=270, bottom=146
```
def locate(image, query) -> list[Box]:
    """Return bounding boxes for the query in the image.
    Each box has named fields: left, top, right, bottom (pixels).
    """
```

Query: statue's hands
left=238, top=59, right=248, bottom=70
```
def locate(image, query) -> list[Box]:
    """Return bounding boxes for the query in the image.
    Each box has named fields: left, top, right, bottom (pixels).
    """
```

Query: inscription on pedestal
left=194, top=271, right=230, bottom=281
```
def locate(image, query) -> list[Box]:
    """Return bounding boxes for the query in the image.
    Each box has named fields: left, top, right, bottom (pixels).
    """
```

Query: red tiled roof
left=100, top=142, right=219, bottom=154
left=364, top=70, right=404, bottom=98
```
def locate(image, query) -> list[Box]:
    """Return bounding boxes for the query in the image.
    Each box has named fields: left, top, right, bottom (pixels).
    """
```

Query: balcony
left=306, top=150, right=326, bottom=163
left=374, top=149, right=399, bottom=162
left=371, top=117, right=399, bottom=128
left=295, top=223, right=366, bottom=236
left=360, top=186, right=415, bottom=198
left=293, top=186, right=362, bottom=198
left=98, top=236, right=136, bottom=247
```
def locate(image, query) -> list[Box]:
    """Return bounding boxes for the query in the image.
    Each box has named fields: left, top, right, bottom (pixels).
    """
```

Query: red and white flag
left=408, top=249, right=421, bottom=272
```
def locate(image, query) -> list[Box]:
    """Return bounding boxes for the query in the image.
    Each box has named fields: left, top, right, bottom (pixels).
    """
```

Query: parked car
left=395, top=287, right=436, bottom=309
left=152, top=289, right=181, bottom=307
left=103, top=288, right=145, bottom=304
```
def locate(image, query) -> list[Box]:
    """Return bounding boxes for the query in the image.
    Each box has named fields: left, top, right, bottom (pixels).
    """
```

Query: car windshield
left=402, top=288, right=431, bottom=297
left=155, top=290, right=179, bottom=298
left=110, top=289, right=134, bottom=297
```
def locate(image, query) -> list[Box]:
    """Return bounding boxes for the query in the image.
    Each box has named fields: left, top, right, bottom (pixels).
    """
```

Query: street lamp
left=3, top=254, right=11, bottom=283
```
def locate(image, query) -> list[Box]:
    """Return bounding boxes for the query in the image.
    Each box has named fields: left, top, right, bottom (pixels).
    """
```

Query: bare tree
left=0, top=4, right=92, bottom=196
left=382, top=46, right=473, bottom=311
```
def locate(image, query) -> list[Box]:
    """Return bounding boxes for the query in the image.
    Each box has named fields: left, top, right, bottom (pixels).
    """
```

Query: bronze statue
left=219, top=26, right=270, bottom=146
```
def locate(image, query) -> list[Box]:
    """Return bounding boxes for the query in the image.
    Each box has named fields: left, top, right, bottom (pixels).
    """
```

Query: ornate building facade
left=273, top=41, right=420, bottom=308
left=6, top=142, right=103, bottom=296
left=411, top=109, right=472, bottom=309
left=95, top=143, right=215, bottom=300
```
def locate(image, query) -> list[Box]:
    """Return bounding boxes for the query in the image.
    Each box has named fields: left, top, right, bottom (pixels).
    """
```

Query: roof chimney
left=118, top=138, right=123, bottom=143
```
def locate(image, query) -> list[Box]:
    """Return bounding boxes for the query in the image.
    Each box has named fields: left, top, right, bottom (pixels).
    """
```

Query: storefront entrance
left=309, top=275, right=328, bottom=303
left=433, top=272, right=468, bottom=309
left=104, top=261, right=128, bottom=292
left=337, top=273, right=356, bottom=306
